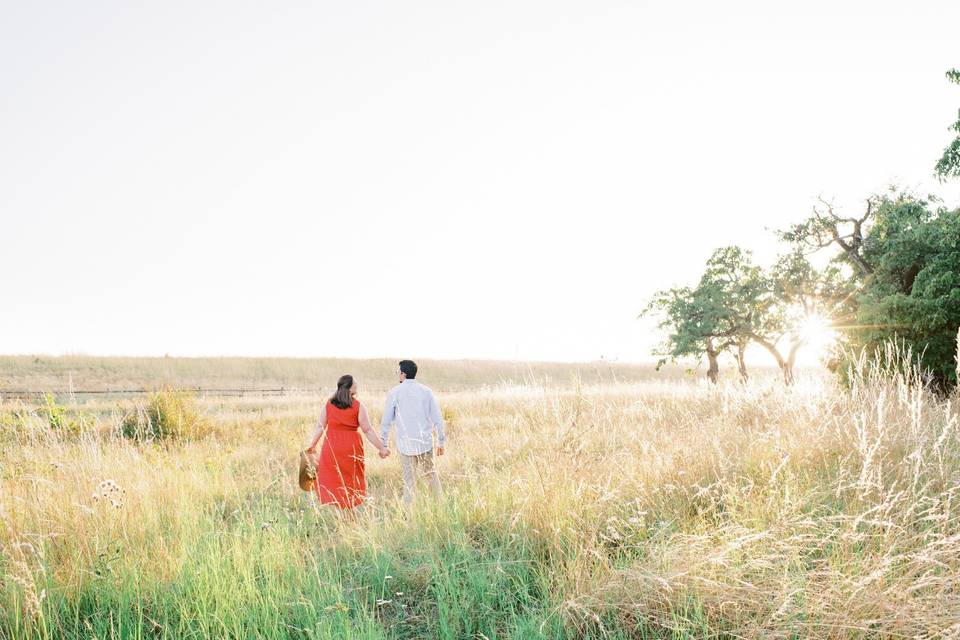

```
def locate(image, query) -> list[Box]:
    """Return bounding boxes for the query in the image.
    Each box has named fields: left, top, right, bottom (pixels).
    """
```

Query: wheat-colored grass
left=0, top=355, right=671, bottom=394
left=2, top=357, right=959, bottom=638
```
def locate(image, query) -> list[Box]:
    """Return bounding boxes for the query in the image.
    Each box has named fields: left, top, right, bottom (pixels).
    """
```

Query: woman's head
left=330, top=374, right=355, bottom=409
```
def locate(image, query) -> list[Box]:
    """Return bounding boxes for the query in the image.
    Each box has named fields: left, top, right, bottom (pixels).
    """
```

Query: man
left=380, top=359, right=445, bottom=507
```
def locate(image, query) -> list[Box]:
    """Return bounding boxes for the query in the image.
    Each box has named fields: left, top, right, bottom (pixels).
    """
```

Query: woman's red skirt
left=314, top=428, right=366, bottom=509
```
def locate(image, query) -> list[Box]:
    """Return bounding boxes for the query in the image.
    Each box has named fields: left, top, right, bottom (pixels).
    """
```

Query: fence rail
left=0, top=387, right=326, bottom=401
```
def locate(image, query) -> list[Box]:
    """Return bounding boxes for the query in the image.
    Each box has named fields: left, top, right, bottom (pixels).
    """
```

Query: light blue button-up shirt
left=380, top=379, right=446, bottom=456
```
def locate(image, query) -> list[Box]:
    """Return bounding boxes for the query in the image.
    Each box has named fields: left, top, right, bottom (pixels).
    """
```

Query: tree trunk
left=784, top=339, right=804, bottom=386
left=706, top=339, right=719, bottom=384
left=750, top=333, right=794, bottom=386
left=736, top=342, right=749, bottom=383
left=781, top=361, right=795, bottom=385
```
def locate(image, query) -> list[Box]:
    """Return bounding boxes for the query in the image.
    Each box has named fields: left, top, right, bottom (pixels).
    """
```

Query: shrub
left=41, top=393, right=67, bottom=430
left=120, top=388, right=208, bottom=441
left=37, top=393, right=92, bottom=435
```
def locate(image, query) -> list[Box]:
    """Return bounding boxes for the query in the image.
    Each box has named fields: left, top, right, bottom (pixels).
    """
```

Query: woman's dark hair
left=399, top=360, right=417, bottom=379
left=330, top=374, right=354, bottom=409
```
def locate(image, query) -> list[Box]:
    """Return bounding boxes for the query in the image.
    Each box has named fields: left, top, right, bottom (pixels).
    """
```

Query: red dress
left=314, top=400, right=366, bottom=509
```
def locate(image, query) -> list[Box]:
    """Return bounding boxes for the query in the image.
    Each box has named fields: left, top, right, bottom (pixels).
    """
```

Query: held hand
left=436, top=446, right=444, bottom=457
left=378, top=447, right=390, bottom=459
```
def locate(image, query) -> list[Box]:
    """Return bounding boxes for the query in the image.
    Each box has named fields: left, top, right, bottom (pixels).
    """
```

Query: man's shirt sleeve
left=380, top=392, right=395, bottom=447
left=429, top=391, right=446, bottom=448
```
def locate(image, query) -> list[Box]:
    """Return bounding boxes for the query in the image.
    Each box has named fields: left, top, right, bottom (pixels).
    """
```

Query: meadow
left=2, top=355, right=960, bottom=639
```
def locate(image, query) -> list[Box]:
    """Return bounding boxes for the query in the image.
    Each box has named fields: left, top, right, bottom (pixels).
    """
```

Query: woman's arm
left=358, top=403, right=389, bottom=457
left=304, top=405, right=327, bottom=453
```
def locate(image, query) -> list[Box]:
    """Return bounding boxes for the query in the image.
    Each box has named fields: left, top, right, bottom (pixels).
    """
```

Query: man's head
left=398, top=360, right=417, bottom=381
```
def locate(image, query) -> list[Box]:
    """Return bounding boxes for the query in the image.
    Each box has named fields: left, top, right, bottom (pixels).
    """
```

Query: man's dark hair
left=399, top=360, right=417, bottom=379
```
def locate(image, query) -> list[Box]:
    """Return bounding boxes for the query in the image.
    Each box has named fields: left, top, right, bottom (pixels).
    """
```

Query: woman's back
left=316, top=399, right=365, bottom=508
left=326, top=400, right=360, bottom=431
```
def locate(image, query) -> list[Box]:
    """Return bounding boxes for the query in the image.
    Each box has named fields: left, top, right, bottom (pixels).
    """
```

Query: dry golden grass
left=2, top=357, right=960, bottom=638
left=0, top=355, right=670, bottom=393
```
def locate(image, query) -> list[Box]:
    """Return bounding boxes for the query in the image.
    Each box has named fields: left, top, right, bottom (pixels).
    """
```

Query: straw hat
left=298, top=450, right=316, bottom=492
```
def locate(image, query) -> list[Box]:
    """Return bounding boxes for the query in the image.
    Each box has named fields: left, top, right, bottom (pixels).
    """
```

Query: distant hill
left=0, top=355, right=672, bottom=393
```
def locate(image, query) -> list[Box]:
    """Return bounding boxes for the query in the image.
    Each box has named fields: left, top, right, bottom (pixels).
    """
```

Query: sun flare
left=797, top=313, right=838, bottom=363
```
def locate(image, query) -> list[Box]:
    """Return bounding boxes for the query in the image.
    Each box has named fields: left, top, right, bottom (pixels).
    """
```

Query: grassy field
left=2, top=356, right=960, bottom=638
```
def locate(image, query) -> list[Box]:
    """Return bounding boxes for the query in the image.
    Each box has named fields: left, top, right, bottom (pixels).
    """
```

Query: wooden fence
left=0, top=387, right=326, bottom=402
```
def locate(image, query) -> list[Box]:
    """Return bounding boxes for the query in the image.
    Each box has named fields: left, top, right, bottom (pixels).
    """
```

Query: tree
left=643, top=285, right=729, bottom=384
left=694, top=246, right=844, bottom=386
left=697, top=247, right=769, bottom=382
left=646, top=246, right=863, bottom=386
left=855, top=196, right=960, bottom=389
left=935, top=68, right=960, bottom=180
left=780, top=191, right=960, bottom=390
left=644, top=247, right=766, bottom=384
left=754, top=249, right=856, bottom=384
left=778, top=196, right=876, bottom=277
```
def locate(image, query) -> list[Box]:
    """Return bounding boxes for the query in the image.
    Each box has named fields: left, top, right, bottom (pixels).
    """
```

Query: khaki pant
left=399, top=449, right=441, bottom=507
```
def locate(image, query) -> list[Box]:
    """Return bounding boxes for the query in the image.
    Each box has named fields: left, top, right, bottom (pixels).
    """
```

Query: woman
left=304, top=375, right=389, bottom=509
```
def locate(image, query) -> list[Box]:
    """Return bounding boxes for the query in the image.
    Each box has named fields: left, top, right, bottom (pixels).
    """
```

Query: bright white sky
left=2, top=0, right=959, bottom=363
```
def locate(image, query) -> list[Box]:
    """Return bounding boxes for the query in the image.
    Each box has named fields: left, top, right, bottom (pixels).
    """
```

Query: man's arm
left=429, top=392, right=446, bottom=454
left=380, top=393, right=396, bottom=449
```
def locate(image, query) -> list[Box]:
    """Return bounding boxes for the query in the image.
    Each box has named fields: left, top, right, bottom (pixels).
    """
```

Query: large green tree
left=781, top=192, right=960, bottom=390
left=857, top=196, right=960, bottom=389
left=935, top=68, right=960, bottom=180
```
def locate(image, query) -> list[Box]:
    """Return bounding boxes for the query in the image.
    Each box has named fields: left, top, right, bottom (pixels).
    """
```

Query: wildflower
left=92, top=479, right=124, bottom=508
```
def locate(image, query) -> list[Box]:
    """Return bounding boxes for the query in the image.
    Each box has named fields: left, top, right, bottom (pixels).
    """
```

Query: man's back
left=380, top=379, right=446, bottom=456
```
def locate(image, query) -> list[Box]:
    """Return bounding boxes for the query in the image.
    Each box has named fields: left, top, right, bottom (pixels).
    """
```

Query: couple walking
left=304, top=360, right=445, bottom=510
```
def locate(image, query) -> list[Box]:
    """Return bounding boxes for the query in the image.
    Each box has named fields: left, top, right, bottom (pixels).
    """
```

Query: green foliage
left=643, top=247, right=766, bottom=378
left=775, top=186, right=959, bottom=391
left=643, top=284, right=711, bottom=368
left=770, top=248, right=858, bottom=361
left=41, top=393, right=66, bottom=430
left=769, top=249, right=852, bottom=319
left=646, top=245, right=849, bottom=383
left=850, top=196, right=960, bottom=389
left=699, top=247, right=769, bottom=325
left=935, top=68, right=960, bottom=180
left=39, top=393, right=90, bottom=435
left=121, top=388, right=209, bottom=441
